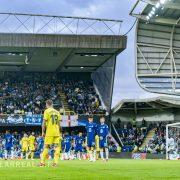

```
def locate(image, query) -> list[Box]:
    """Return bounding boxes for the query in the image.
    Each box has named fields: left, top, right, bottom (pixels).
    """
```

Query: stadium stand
left=0, top=72, right=105, bottom=115
left=114, top=120, right=167, bottom=154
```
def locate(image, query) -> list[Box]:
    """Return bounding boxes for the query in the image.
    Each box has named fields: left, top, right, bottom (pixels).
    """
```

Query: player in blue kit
left=86, top=115, right=97, bottom=162
left=74, top=132, right=84, bottom=160
left=37, top=135, right=44, bottom=158
left=4, top=131, right=14, bottom=160
left=62, top=132, right=72, bottom=160
left=98, top=116, right=109, bottom=161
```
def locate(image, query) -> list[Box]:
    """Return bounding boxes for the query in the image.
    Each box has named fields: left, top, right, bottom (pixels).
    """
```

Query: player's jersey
left=75, top=136, right=84, bottom=147
left=98, top=123, right=109, bottom=139
left=64, top=135, right=71, bottom=145
left=4, top=133, right=13, bottom=148
left=43, top=107, right=61, bottom=137
left=29, top=135, right=35, bottom=146
left=13, top=137, right=19, bottom=146
left=86, top=122, right=97, bottom=139
left=63, top=135, right=72, bottom=152
left=21, top=137, right=29, bottom=147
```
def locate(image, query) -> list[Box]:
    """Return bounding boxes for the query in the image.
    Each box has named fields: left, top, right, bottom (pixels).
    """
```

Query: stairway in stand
left=138, top=128, right=156, bottom=151
left=59, top=90, right=70, bottom=112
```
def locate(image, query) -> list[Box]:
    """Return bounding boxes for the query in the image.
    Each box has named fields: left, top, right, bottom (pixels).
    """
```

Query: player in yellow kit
left=39, top=99, right=61, bottom=167
left=95, top=135, right=100, bottom=160
left=28, top=132, right=36, bottom=160
left=21, top=133, right=29, bottom=159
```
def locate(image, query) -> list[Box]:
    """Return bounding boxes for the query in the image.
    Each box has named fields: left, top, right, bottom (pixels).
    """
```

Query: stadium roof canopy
left=0, top=13, right=126, bottom=72
left=130, top=0, right=180, bottom=95
left=112, top=96, right=180, bottom=114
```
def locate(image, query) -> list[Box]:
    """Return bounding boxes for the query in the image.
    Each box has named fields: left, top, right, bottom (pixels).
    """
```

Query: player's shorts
left=75, top=145, right=83, bottom=152
left=29, top=145, right=35, bottom=151
left=87, top=137, right=95, bottom=148
left=5, top=146, right=13, bottom=151
left=96, top=146, right=100, bottom=152
left=44, top=136, right=60, bottom=145
left=64, top=144, right=71, bottom=153
left=99, top=137, right=108, bottom=148
left=22, top=146, right=28, bottom=152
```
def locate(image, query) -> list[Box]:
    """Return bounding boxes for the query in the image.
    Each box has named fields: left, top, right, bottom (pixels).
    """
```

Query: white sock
left=89, top=151, right=93, bottom=161
left=68, top=152, right=71, bottom=159
left=100, top=151, right=104, bottom=160
left=105, top=148, right=109, bottom=160
left=93, top=150, right=96, bottom=161
left=5, top=150, right=8, bottom=159
left=65, top=152, right=70, bottom=159
left=11, top=150, right=14, bottom=159
left=25, top=153, right=28, bottom=159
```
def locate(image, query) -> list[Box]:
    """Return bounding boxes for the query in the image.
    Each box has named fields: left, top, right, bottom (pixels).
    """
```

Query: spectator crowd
left=0, top=72, right=105, bottom=115
left=61, top=79, right=105, bottom=114
left=139, top=123, right=166, bottom=154
left=115, top=119, right=167, bottom=154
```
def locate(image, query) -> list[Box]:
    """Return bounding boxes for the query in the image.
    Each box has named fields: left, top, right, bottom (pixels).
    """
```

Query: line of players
left=85, top=115, right=109, bottom=162
left=2, top=115, right=109, bottom=162
left=62, top=115, right=109, bottom=162
left=2, top=131, right=38, bottom=160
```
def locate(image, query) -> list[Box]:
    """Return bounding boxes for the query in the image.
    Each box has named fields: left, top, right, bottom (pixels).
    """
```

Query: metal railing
left=0, top=12, right=123, bottom=35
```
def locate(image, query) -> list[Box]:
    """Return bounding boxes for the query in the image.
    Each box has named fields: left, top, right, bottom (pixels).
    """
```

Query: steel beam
left=142, top=0, right=180, bottom=10
left=0, top=12, right=123, bottom=23
left=132, top=14, right=179, bottom=25
left=56, top=49, right=75, bottom=72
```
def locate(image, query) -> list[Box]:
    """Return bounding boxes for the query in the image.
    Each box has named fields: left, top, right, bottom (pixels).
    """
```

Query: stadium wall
left=92, top=55, right=116, bottom=113
left=0, top=33, right=125, bottom=49
left=174, top=110, right=180, bottom=122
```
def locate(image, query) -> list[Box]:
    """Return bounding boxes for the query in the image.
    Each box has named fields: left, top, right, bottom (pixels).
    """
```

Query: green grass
left=0, top=159, right=179, bottom=180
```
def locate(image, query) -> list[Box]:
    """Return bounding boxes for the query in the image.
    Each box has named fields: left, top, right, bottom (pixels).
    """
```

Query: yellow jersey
left=21, top=137, right=29, bottom=147
left=29, top=135, right=35, bottom=146
left=44, top=107, right=61, bottom=137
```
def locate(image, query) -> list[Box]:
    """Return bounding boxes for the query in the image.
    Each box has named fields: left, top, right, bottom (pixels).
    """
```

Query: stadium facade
left=130, top=0, right=180, bottom=95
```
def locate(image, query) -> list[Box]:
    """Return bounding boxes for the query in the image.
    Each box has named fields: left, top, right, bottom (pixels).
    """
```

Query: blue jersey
left=75, top=136, right=84, bottom=147
left=4, top=134, right=13, bottom=148
left=98, top=123, right=109, bottom=139
left=13, top=137, right=19, bottom=146
left=86, top=122, right=97, bottom=139
left=63, top=135, right=72, bottom=152
left=37, top=137, right=44, bottom=150
left=64, top=135, right=71, bottom=145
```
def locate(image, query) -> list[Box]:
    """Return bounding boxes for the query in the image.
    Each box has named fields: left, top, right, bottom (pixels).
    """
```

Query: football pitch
left=0, top=159, right=179, bottom=180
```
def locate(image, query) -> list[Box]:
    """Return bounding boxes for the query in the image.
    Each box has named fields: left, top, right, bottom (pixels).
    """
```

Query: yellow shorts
left=22, top=146, right=28, bottom=152
left=29, top=145, right=35, bottom=151
left=44, top=136, right=60, bottom=145
left=96, top=147, right=100, bottom=152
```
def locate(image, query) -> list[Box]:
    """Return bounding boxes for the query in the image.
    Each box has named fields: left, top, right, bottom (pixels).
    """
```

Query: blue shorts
left=64, top=144, right=71, bottom=153
left=5, top=146, right=13, bottom=151
left=75, top=146, right=83, bottom=152
left=99, top=137, right=108, bottom=148
left=87, top=137, right=95, bottom=148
